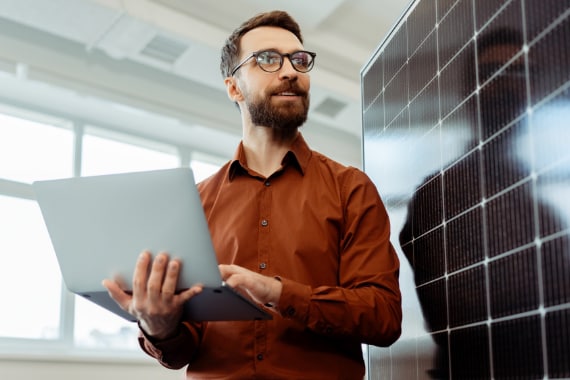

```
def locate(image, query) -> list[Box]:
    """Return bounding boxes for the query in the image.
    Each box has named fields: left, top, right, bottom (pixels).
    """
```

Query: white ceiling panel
left=0, top=0, right=411, bottom=167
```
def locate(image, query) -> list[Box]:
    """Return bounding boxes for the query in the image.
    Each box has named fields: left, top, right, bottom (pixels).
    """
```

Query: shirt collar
left=228, top=133, right=312, bottom=181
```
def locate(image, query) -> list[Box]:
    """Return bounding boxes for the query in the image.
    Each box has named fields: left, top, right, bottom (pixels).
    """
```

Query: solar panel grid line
left=384, top=106, right=409, bottom=135
left=409, top=37, right=439, bottom=105
left=383, top=25, right=409, bottom=91
left=362, top=0, right=569, bottom=377
left=439, top=45, right=475, bottom=120
left=409, top=182, right=545, bottom=247
left=408, top=247, right=550, bottom=300
left=408, top=0, right=437, bottom=57
left=438, top=0, right=475, bottom=69
left=475, top=0, right=514, bottom=31
left=362, top=55, right=384, bottom=111
left=524, top=4, right=570, bottom=46
left=528, top=12, right=570, bottom=106
left=529, top=64, right=570, bottom=115
left=436, top=0, right=457, bottom=23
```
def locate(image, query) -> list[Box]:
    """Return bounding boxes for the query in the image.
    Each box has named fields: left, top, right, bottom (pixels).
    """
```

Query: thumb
left=102, top=279, right=132, bottom=310
left=178, top=285, right=204, bottom=304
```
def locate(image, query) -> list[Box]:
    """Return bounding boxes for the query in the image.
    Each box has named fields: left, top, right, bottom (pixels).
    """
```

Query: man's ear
left=224, top=77, right=243, bottom=102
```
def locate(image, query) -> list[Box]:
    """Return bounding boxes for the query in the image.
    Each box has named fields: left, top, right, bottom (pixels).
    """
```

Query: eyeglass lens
left=256, top=51, right=314, bottom=73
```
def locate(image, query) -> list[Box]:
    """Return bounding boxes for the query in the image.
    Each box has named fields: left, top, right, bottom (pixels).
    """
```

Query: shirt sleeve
left=138, top=321, right=204, bottom=369
left=276, top=169, right=402, bottom=347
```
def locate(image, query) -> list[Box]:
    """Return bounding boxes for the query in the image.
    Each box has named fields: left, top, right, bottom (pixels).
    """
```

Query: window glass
left=82, top=128, right=179, bottom=176
left=191, top=160, right=221, bottom=182
left=76, top=128, right=178, bottom=349
left=0, top=195, right=62, bottom=339
left=0, top=103, right=228, bottom=357
left=0, top=113, right=73, bottom=183
left=74, top=297, right=139, bottom=350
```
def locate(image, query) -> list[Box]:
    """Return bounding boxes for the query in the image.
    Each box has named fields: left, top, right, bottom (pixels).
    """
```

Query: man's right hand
left=102, top=250, right=202, bottom=340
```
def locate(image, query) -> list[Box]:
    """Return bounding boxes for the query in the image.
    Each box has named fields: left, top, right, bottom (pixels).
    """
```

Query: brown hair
left=220, top=10, right=303, bottom=78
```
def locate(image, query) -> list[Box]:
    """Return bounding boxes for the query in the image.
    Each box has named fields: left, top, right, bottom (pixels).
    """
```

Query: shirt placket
left=254, top=178, right=272, bottom=366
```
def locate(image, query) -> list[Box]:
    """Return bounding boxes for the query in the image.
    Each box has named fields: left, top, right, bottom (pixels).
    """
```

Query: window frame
left=0, top=103, right=223, bottom=361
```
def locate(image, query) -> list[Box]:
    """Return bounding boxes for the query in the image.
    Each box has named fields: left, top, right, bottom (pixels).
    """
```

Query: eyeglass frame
left=230, top=50, right=317, bottom=76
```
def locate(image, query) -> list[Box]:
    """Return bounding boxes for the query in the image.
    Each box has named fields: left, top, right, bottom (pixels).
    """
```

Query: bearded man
left=104, top=10, right=402, bottom=380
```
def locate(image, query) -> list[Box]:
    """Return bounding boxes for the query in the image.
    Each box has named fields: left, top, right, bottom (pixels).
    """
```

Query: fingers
left=132, top=250, right=152, bottom=296
left=134, top=251, right=201, bottom=305
left=220, top=265, right=263, bottom=291
left=106, top=250, right=203, bottom=333
left=161, top=259, right=182, bottom=301
left=219, top=265, right=249, bottom=292
left=102, top=278, right=132, bottom=310
left=219, top=264, right=282, bottom=306
left=179, top=285, right=204, bottom=303
left=162, top=260, right=203, bottom=304
left=220, top=264, right=251, bottom=287
left=219, top=263, right=246, bottom=280
left=146, top=252, right=170, bottom=304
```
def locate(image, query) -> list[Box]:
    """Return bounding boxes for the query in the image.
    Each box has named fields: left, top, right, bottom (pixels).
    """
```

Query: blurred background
left=0, top=1, right=411, bottom=379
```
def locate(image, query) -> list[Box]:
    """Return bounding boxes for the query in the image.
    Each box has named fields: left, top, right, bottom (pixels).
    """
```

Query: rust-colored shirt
left=140, top=134, right=402, bottom=379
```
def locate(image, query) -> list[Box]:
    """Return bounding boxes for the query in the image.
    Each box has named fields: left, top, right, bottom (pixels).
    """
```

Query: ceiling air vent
left=140, top=34, right=188, bottom=64
left=313, top=97, right=347, bottom=118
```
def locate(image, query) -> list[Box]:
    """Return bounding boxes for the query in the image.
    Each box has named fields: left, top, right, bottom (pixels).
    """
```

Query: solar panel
left=361, top=0, right=570, bottom=378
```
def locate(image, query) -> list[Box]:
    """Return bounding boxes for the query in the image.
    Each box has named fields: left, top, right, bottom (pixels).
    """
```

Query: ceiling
left=0, top=0, right=411, bottom=167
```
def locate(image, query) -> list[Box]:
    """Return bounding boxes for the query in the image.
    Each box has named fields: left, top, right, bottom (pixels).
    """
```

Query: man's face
left=233, top=26, right=311, bottom=130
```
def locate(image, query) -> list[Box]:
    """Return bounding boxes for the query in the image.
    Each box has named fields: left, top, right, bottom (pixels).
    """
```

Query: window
left=0, top=195, right=62, bottom=339
left=76, top=127, right=180, bottom=350
left=191, top=159, right=223, bottom=182
left=0, top=112, right=73, bottom=183
left=82, top=127, right=179, bottom=176
left=0, top=106, right=223, bottom=357
left=0, top=111, right=72, bottom=341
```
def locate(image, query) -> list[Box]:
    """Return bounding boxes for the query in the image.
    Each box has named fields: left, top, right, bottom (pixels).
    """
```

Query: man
left=104, top=10, right=401, bottom=379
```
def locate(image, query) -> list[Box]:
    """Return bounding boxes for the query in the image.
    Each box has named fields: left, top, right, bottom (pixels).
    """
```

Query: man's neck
left=242, top=126, right=298, bottom=178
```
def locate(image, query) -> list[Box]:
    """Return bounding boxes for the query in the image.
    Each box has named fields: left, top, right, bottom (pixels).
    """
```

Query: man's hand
left=102, top=250, right=202, bottom=340
left=219, top=264, right=282, bottom=308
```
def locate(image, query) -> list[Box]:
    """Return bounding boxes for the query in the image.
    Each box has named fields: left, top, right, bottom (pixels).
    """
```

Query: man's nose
left=278, top=57, right=299, bottom=79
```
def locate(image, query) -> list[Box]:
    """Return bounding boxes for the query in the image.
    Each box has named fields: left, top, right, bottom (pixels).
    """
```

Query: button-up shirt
left=140, top=133, right=402, bottom=379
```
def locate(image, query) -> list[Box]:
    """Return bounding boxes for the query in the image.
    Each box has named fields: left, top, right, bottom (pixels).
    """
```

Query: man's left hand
left=219, top=264, right=282, bottom=308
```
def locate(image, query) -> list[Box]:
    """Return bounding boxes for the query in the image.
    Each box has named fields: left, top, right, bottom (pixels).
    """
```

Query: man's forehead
left=240, top=26, right=303, bottom=52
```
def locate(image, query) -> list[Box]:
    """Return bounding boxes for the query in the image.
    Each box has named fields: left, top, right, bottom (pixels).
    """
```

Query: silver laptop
left=33, top=167, right=271, bottom=322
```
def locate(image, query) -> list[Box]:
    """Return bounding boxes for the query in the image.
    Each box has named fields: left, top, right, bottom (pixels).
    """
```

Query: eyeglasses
left=231, top=50, right=316, bottom=76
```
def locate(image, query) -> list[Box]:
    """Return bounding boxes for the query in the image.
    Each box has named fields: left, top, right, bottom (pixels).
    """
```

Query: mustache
left=270, top=82, right=308, bottom=97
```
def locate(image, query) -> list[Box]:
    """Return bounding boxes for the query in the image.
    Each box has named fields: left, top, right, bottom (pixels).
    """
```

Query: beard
left=245, top=82, right=310, bottom=131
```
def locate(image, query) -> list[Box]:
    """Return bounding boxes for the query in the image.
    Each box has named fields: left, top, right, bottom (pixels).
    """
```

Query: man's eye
left=258, top=53, right=280, bottom=64
left=291, top=53, right=310, bottom=67
left=292, top=57, right=308, bottom=66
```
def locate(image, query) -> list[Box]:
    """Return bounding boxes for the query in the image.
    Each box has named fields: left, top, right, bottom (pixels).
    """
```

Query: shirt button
left=257, top=354, right=264, bottom=361
left=286, top=307, right=296, bottom=316
left=261, top=219, right=268, bottom=227
left=264, top=180, right=271, bottom=187
left=259, top=262, right=267, bottom=269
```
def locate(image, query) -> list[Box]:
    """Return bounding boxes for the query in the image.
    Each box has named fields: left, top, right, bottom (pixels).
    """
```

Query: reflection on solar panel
left=362, top=0, right=570, bottom=378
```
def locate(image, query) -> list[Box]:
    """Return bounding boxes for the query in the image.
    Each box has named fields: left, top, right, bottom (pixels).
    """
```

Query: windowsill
left=0, top=344, right=155, bottom=365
